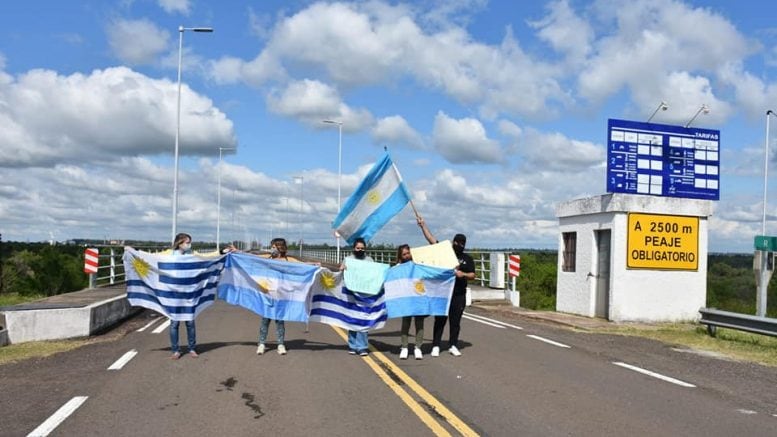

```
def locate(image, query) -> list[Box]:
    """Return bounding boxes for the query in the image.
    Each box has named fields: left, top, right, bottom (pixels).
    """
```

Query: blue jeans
left=348, top=330, right=369, bottom=352
left=170, top=320, right=196, bottom=353
left=259, top=318, right=285, bottom=345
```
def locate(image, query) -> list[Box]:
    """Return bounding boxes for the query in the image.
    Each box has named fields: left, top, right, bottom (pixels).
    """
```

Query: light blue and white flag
left=123, top=247, right=225, bottom=321
left=217, top=252, right=319, bottom=322
left=383, top=261, right=455, bottom=318
left=332, top=151, right=411, bottom=245
left=309, top=268, right=387, bottom=332
left=343, top=257, right=389, bottom=296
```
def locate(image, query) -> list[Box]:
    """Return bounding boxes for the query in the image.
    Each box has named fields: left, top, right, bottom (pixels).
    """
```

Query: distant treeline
left=1, top=242, right=774, bottom=317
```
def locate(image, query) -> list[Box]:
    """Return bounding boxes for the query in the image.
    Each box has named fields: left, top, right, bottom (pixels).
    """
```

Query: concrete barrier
left=1, top=294, right=141, bottom=344
left=0, top=313, right=7, bottom=347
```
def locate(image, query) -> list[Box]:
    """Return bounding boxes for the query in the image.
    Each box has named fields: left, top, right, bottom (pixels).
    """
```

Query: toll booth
left=555, top=193, right=714, bottom=322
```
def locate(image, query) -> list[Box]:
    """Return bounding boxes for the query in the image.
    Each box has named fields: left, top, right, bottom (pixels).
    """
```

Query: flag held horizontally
left=332, top=151, right=411, bottom=245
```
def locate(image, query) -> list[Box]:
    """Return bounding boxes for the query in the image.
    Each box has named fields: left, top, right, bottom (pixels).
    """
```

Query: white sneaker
left=256, top=344, right=265, bottom=355
left=277, top=344, right=287, bottom=355
left=399, top=347, right=409, bottom=360
left=431, top=346, right=440, bottom=357
left=414, top=347, right=423, bottom=360
left=449, top=345, right=461, bottom=357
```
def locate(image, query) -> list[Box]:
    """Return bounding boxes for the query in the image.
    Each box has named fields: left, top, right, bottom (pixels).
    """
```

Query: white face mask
left=179, top=243, right=191, bottom=252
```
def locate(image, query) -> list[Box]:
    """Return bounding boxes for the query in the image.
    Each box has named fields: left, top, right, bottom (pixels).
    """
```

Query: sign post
left=506, top=254, right=521, bottom=307
left=753, top=236, right=776, bottom=317
left=84, top=248, right=98, bottom=288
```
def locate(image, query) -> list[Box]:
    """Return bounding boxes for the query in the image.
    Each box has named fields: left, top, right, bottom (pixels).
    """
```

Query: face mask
left=270, top=247, right=279, bottom=257
left=453, top=243, right=464, bottom=256
left=353, top=249, right=366, bottom=259
left=180, top=243, right=191, bottom=252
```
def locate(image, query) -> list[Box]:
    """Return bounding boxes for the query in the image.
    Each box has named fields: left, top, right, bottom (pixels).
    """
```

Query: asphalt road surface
left=3, top=301, right=777, bottom=436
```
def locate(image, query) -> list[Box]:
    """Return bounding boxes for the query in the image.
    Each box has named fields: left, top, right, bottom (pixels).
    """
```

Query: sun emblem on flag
left=319, top=271, right=337, bottom=290
left=414, top=280, right=426, bottom=295
left=131, top=257, right=151, bottom=279
left=256, top=279, right=274, bottom=293
left=367, top=190, right=381, bottom=205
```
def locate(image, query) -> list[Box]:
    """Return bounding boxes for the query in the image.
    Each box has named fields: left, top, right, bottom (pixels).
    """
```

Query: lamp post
left=171, top=25, right=213, bottom=245
left=322, top=119, right=343, bottom=262
left=684, top=104, right=709, bottom=128
left=763, top=111, right=776, bottom=235
left=647, top=101, right=669, bottom=123
left=294, top=176, right=304, bottom=257
left=217, top=146, right=235, bottom=253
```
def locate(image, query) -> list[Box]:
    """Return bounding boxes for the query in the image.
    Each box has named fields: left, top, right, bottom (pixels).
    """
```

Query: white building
left=555, top=193, right=714, bottom=322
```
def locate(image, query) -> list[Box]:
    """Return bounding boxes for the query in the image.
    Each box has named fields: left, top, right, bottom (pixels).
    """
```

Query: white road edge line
left=464, top=312, right=524, bottom=330
left=27, top=396, right=88, bottom=437
left=526, top=334, right=571, bottom=348
left=462, top=314, right=506, bottom=328
left=108, top=350, right=138, bottom=371
left=136, top=317, right=160, bottom=332
left=151, top=319, right=171, bottom=334
left=612, top=362, right=696, bottom=388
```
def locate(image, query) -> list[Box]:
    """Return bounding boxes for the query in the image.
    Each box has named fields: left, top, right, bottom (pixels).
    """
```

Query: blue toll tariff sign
left=606, top=119, right=720, bottom=201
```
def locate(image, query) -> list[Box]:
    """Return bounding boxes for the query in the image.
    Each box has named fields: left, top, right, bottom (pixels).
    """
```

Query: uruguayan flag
left=309, top=268, right=387, bottom=332
left=123, top=247, right=225, bottom=321
left=217, top=252, right=319, bottom=322
left=383, top=262, right=455, bottom=318
left=332, top=151, right=411, bottom=245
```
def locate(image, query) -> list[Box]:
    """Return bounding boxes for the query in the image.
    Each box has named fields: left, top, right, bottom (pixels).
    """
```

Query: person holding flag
left=416, top=217, right=475, bottom=357
left=395, top=244, right=427, bottom=360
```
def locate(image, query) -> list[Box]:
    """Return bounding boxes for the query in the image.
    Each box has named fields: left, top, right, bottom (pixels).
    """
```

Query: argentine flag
left=123, top=247, right=225, bottom=321
left=309, top=268, right=387, bottom=332
left=333, top=151, right=411, bottom=245
left=383, top=262, right=455, bottom=318
left=217, top=253, right=319, bottom=322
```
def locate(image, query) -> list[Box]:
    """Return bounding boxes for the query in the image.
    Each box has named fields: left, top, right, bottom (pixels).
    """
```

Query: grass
left=597, top=323, right=777, bottom=367
left=0, top=339, right=93, bottom=366
left=0, top=293, right=46, bottom=307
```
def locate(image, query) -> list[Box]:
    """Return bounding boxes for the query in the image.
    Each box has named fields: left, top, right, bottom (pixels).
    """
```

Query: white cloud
left=107, top=18, right=170, bottom=65
left=517, top=127, right=605, bottom=171
left=266, top=79, right=374, bottom=131
left=0, top=66, right=235, bottom=168
left=158, top=0, right=190, bottom=15
left=372, top=115, right=425, bottom=150
left=432, top=111, right=502, bottom=164
left=529, top=0, right=593, bottom=66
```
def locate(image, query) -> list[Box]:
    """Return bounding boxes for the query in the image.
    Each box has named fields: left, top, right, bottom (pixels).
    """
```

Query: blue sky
left=1, top=0, right=777, bottom=252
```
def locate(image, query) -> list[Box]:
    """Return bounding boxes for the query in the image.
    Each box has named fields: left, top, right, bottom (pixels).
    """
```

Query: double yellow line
left=331, top=327, right=479, bottom=436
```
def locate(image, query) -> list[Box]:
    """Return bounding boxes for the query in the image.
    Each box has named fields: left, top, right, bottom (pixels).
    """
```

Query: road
left=2, top=301, right=777, bottom=436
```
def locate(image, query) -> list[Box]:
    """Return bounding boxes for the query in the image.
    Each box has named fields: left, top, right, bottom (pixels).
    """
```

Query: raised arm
left=416, top=216, right=437, bottom=244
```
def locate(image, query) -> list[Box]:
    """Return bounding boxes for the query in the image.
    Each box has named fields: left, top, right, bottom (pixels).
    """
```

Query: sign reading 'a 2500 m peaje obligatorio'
left=627, top=213, right=699, bottom=271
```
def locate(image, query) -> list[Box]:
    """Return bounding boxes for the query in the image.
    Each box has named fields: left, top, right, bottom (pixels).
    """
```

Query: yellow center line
left=331, top=326, right=479, bottom=436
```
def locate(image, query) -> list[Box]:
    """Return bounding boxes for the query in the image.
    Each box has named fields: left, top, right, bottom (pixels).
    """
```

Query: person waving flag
left=333, top=151, right=411, bottom=244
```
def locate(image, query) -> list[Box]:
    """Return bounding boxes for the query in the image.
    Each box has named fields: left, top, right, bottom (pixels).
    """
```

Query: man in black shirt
left=417, top=216, right=475, bottom=357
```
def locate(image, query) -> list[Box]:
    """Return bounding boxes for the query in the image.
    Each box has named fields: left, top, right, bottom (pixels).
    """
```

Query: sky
left=1, top=0, right=777, bottom=253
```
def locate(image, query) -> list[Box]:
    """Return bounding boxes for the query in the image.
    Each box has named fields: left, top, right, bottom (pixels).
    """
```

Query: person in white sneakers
left=256, top=238, right=300, bottom=356
left=395, top=244, right=427, bottom=360
left=417, top=217, right=475, bottom=357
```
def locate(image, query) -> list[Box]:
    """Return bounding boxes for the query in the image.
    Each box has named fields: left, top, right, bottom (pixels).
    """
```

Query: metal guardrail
left=699, top=307, right=777, bottom=338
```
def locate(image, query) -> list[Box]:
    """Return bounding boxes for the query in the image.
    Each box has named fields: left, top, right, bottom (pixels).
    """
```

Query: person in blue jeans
left=169, top=232, right=198, bottom=360
left=341, top=237, right=373, bottom=356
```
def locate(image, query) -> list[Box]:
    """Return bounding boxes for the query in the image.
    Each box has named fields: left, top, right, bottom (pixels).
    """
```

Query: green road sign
left=754, top=235, right=777, bottom=251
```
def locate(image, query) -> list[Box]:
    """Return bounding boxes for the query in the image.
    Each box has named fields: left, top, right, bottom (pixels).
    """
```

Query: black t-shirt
left=453, top=252, right=475, bottom=296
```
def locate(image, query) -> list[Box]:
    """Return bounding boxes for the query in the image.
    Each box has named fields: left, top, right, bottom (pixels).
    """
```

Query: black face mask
left=353, top=249, right=366, bottom=259
left=454, top=243, right=465, bottom=256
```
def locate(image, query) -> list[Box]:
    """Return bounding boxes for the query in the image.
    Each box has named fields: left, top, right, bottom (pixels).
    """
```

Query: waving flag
left=217, top=252, right=319, bottom=322
left=332, top=151, right=411, bottom=245
left=309, top=268, right=387, bottom=332
left=123, top=247, right=225, bottom=321
left=383, top=261, right=455, bottom=318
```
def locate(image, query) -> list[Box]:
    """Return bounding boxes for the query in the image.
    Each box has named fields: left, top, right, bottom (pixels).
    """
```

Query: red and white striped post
left=84, top=248, right=99, bottom=288
left=507, top=254, right=521, bottom=305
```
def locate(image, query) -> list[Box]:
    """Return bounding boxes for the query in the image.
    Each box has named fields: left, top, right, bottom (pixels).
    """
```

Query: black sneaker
left=359, top=350, right=369, bottom=356
left=348, top=349, right=357, bottom=355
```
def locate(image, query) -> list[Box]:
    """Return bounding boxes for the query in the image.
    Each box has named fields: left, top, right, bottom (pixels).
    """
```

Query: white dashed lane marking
left=108, top=350, right=138, bottom=370
left=526, top=334, right=571, bottom=348
left=462, top=314, right=506, bottom=328
left=136, top=317, right=160, bottom=332
left=613, top=362, right=696, bottom=388
left=463, top=312, right=524, bottom=330
left=151, top=319, right=171, bottom=334
left=27, top=396, right=88, bottom=437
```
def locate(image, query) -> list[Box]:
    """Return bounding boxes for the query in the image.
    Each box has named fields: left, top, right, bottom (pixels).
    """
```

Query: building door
left=594, top=230, right=611, bottom=319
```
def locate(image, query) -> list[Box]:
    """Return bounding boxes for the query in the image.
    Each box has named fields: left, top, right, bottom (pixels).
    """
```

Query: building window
left=562, top=232, right=576, bottom=272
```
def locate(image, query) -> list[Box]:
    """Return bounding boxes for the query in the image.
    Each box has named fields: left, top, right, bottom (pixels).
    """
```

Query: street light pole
left=323, top=119, right=343, bottom=262
left=171, top=25, right=213, bottom=245
left=294, top=176, right=304, bottom=257
left=684, top=104, right=710, bottom=128
left=217, top=147, right=235, bottom=253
